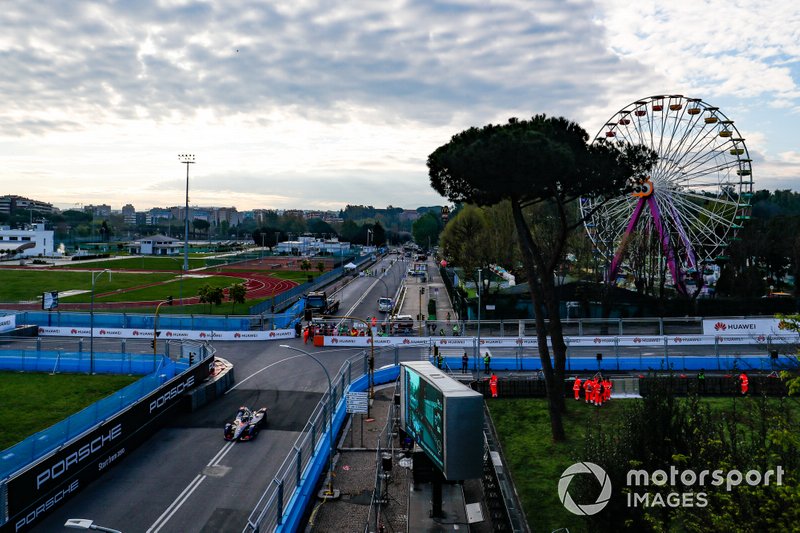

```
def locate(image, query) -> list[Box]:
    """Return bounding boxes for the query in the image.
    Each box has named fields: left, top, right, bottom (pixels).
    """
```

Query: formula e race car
left=224, top=406, right=267, bottom=441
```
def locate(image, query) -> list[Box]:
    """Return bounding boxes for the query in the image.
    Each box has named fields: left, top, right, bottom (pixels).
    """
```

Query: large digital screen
left=404, top=366, right=444, bottom=469
left=400, top=362, right=484, bottom=480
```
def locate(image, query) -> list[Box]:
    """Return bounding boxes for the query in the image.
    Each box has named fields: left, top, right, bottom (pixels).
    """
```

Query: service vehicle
left=378, top=297, right=393, bottom=313
left=305, top=290, right=340, bottom=316
left=390, top=314, right=415, bottom=335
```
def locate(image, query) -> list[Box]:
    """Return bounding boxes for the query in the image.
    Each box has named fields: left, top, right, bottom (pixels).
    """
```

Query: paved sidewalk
left=307, top=386, right=498, bottom=533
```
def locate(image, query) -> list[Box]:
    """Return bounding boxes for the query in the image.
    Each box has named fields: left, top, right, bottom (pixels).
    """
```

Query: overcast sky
left=1, top=0, right=798, bottom=212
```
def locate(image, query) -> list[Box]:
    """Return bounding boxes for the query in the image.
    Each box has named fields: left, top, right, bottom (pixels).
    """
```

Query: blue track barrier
left=277, top=365, right=400, bottom=533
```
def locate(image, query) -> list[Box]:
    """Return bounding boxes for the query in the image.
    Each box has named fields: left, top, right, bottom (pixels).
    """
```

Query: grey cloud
left=0, top=0, right=655, bottom=134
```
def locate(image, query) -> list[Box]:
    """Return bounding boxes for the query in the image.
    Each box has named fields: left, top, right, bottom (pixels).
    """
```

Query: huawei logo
left=714, top=322, right=727, bottom=331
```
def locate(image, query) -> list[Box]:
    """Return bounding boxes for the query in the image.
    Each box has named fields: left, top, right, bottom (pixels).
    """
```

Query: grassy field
left=57, top=257, right=208, bottom=270
left=487, top=396, right=800, bottom=533
left=0, top=270, right=174, bottom=302
left=59, top=275, right=244, bottom=303
left=488, top=398, right=619, bottom=532
left=0, top=372, right=140, bottom=450
left=0, top=269, right=247, bottom=304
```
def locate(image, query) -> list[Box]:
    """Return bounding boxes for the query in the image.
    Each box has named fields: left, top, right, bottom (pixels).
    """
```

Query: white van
left=378, top=297, right=393, bottom=313
left=391, top=314, right=415, bottom=334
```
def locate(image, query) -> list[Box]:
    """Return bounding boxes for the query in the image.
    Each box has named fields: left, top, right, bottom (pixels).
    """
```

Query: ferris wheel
left=580, top=95, right=754, bottom=295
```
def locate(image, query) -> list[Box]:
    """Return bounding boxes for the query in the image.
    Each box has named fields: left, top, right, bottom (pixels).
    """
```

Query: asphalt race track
left=30, top=256, right=410, bottom=533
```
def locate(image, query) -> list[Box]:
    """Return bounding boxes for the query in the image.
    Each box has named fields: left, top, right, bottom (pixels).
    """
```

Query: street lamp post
left=153, top=297, right=173, bottom=370
left=476, top=268, right=482, bottom=371
left=178, top=154, right=195, bottom=274
left=418, top=286, right=424, bottom=337
left=280, top=345, right=339, bottom=498
left=89, top=269, right=111, bottom=375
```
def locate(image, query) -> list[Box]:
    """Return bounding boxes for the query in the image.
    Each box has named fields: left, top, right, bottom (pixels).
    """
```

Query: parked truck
left=304, top=290, right=340, bottom=316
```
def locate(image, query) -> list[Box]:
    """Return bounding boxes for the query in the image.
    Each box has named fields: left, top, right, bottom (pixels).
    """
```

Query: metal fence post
left=276, top=478, right=284, bottom=525
left=295, top=447, right=302, bottom=487
left=311, top=421, right=316, bottom=450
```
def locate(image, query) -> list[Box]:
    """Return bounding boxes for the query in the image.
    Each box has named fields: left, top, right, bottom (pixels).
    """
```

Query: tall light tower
left=178, top=154, right=195, bottom=272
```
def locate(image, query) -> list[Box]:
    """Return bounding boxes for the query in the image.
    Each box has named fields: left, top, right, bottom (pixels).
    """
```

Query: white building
left=0, top=223, right=54, bottom=257
left=274, top=236, right=351, bottom=256
left=127, top=234, right=182, bottom=256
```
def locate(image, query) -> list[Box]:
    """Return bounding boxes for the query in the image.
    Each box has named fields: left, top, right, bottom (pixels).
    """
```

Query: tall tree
left=370, top=221, right=387, bottom=246
left=428, top=115, right=656, bottom=441
left=439, top=204, right=491, bottom=284
left=412, top=212, right=441, bottom=249
left=228, top=283, right=247, bottom=314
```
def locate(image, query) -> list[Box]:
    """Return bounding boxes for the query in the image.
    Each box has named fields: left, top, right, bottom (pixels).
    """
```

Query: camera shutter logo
left=558, top=462, right=612, bottom=515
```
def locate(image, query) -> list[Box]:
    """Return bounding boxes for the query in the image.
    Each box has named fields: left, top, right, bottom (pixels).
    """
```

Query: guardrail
left=243, top=351, right=368, bottom=532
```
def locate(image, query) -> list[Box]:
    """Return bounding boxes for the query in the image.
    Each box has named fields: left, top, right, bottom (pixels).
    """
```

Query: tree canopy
left=428, top=115, right=656, bottom=441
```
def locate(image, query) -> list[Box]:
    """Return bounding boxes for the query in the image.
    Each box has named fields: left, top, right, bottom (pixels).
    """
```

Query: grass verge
left=0, top=372, right=140, bottom=450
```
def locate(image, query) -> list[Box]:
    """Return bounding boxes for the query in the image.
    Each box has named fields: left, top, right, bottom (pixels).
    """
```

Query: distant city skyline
left=1, top=1, right=798, bottom=210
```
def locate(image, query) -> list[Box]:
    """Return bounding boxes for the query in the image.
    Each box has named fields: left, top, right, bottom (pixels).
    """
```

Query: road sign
left=346, top=391, right=369, bottom=414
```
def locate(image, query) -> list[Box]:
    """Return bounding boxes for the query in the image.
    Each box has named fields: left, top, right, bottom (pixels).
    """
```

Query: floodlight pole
left=89, top=269, right=111, bottom=375
left=178, top=154, right=195, bottom=274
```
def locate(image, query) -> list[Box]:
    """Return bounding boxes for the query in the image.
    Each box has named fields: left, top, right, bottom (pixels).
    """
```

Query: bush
left=427, top=298, right=437, bottom=316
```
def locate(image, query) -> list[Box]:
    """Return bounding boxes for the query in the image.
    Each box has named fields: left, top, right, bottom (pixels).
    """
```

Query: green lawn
left=0, top=269, right=246, bottom=304
left=0, top=372, right=140, bottom=450
left=59, top=275, right=244, bottom=303
left=0, top=270, right=174, bottom=302
left=57, top=257, right=208, bottom=270
left=488, top=398, right=621, bottom=532
left=487, top=396, right=800, bottom=533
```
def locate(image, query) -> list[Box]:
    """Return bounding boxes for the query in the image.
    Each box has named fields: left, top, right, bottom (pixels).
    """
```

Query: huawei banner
left=702, top=318, right=786, bottom=336
left=35, top=327, right=295, bottom=341
left=0, top=314, right=16, bottom=333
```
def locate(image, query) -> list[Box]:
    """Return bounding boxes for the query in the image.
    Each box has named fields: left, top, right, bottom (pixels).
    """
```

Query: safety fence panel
left=0, top=341, right=212, bottom=482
